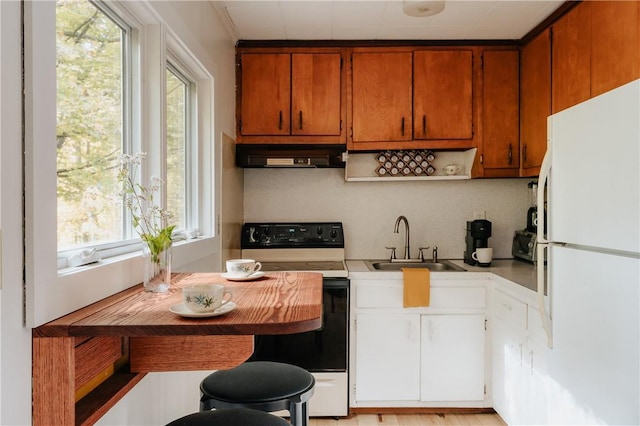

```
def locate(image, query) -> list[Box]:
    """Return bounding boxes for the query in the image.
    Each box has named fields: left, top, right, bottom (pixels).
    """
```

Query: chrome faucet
left=394, top=215, right=411, bottom=260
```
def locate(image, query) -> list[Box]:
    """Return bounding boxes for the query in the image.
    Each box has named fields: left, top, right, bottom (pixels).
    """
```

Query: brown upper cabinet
left=520, top=29, right=551, bottom=178
left=480, top=49, right=520, bottom=177
left=552, top=1, right=640, bottom=114
left=413, top=50, right=473, bottom=140
left=350, top=52, right=413, bottom=145
left=349, top=48, right=475, bottom=151
left=551, top=2, right=591, bottom=114
left=590, top=1, right=640, bottom=97
left=237, top=51, right=344, bottom=143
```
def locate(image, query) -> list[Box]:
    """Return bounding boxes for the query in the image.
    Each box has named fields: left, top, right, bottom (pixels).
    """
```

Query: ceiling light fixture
left=402, top=0, right=445, bottom=17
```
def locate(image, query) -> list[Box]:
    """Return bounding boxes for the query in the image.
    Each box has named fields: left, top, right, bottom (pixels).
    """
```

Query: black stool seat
left=167, top=408, right=291, bottom=426
left=200, top=361, right=315, bottom=426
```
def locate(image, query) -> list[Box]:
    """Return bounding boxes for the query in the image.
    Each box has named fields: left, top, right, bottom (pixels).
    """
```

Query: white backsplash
left=243, top=168, right=531, bottom=260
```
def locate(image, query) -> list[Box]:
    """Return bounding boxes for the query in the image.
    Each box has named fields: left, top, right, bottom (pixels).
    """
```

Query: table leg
left=33, top=336, right=75, bottom=426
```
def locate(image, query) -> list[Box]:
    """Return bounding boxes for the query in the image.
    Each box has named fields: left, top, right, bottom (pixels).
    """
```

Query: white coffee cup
left=472, top=247, right=493, bottom=264
left=443, top=164, right=461, bottom=175
left=226, top=259, right=262, bottom=277
left=183, top=284, right=233, bottom=313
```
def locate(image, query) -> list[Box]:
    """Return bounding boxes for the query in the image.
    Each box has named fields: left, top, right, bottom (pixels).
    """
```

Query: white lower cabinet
left=351, top=277, right=488, bottom=407
left=421, top=314, right=486, bottom=402
left=355, top=312, right=421, bottom=401
left=491, top=285, right=549, bottom=424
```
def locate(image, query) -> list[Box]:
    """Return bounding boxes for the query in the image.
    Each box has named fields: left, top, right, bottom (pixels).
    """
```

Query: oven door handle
left=322, top=278, right=350, bottom=290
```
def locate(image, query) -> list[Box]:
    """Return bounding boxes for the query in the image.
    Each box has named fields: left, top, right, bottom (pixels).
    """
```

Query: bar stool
left=199, top=361, right=315, bottom=426
left=167, top=408, right=291, bottom=426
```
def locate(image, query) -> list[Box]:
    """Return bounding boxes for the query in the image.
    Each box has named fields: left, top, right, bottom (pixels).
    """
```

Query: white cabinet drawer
left=493, top=289, right=527, bottom=330
left=356, top=281, right=486, bottom=309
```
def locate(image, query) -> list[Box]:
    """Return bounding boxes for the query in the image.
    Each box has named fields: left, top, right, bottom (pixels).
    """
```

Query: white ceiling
left=213, top=0, right=565, bottom=42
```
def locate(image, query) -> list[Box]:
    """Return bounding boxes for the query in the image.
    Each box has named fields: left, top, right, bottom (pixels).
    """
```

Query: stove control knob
left=330, top=229, right=338, bottom=239
left=248, top=227, right=257, bottom=243
left=315, top=226, right=324, bottom=236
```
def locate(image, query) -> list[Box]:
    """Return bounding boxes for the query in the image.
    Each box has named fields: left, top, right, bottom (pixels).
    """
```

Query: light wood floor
left=308, top=413, right=506, bottom=425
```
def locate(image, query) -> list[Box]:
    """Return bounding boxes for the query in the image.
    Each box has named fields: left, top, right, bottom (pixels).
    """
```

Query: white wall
left=244, top=169, right=531, bottom=260
left=1, top=1, right=35, bottom=424
left=0, top=1, right=237, bottom=425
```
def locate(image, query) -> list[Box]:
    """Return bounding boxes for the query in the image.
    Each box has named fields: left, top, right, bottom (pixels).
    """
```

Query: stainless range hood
left=236, top=144, right=346, bottom=168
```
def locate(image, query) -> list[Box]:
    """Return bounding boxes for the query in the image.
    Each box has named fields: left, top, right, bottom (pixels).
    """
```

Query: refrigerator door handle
left=537, top=149, right=551, bottom=245
left=537, top=242, right=553, bottom=348
left=537, top=149, right=553, bottom=348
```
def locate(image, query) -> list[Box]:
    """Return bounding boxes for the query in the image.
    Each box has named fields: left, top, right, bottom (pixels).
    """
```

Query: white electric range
left=240, top=222, right=349, bottom=417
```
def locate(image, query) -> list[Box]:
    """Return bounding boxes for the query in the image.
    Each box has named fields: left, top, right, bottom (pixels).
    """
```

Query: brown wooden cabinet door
left=240, top=53, right=291, bottom=135
left=520, top=29, right=551, bottom=177
left=482, top=50, right=519, bottom=174
left=291, top=53, right=342, bottom=136
left=552, top=2, right=591, bottom=113
left=591, top=1, right=640, bottom=97
left=351, top=52, right=413, bottom=143
left=413, top=50, right=473, bottom=140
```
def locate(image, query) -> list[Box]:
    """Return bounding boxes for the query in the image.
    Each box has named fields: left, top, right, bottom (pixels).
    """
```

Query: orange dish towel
left=403, top=268, right=431, bottom=308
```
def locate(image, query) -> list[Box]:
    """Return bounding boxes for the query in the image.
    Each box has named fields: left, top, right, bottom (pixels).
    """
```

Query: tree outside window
left=56, top=0, right=127, bottom=251
left=166, top=65, right=189, bottom=232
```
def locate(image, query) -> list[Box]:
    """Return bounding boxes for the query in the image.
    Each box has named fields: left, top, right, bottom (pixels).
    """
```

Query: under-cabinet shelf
left=344, top=148, right=476, bottom=182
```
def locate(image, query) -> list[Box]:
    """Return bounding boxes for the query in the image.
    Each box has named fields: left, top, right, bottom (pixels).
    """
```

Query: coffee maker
left=464, top=219, right=492, bottom=266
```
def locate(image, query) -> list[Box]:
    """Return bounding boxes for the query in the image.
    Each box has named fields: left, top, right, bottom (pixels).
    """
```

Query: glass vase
left=142, top=243, right=172, bottom=293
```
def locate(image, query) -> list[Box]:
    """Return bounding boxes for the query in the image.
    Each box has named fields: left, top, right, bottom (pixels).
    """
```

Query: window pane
left=56, top=0, right=126, bottom=251
left=166, top=66, right=187, bottom=230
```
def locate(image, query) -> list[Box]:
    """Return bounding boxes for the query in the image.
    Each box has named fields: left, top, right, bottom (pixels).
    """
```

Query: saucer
left=170, top=301, right=236, bottom=318
left=221, top=271, right=266, bottom=281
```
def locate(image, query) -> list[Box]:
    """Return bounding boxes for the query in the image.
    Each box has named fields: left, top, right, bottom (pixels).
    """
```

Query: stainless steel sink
left=364, top=259, right=466, bottom=272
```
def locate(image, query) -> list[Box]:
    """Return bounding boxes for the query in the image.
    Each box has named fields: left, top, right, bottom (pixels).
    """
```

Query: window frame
left=165, top=59, right=196, bottom=234
left=55, top=0, right=137, bottom=262
left=25, top=0, right=218, bottom=328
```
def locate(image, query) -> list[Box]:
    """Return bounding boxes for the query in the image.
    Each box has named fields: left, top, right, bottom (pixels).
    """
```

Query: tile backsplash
left=244, top=168, right=530, bottom=260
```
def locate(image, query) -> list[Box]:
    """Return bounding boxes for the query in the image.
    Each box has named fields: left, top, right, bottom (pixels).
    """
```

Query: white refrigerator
left=536, top=79, right=640, bottom=424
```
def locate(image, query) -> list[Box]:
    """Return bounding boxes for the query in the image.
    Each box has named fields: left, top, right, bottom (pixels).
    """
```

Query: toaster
left=512, top=230, right=537, bottom=263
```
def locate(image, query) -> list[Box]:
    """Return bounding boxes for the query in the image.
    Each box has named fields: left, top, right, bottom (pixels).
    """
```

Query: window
left=56, top=0, right=131, bottom=251
left=165, top=63, right=191, bottom=232
left=25, top=0, right=218, bottom=327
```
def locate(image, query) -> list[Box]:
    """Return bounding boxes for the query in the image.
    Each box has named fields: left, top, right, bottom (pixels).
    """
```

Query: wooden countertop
left=33, top=271, right=324, bottom=338
left=32, top=271, right=324, bottom=426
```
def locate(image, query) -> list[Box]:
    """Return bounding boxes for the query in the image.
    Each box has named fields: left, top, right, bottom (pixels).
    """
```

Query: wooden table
left=32, top=272, right=323, bottom=426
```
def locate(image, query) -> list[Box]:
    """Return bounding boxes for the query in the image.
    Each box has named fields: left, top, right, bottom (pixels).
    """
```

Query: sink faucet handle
left=432, top=246, right=438, bottom=262
left=385, top=246, right=397, bottom=261
left=417, top=246, right=430, bottom=261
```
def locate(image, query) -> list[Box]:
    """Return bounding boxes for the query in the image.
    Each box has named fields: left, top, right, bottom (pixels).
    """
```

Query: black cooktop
left=241, top=222, right=344, bottom=249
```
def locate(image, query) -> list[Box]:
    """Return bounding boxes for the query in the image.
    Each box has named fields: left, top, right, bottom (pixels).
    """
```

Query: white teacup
left=183, top=284, right=233, bottom=313
left=226, top=259, right=262, bottom=277
left=443, top=164, right=461, bottom=175
left=472, top=247, right=493, bottom=265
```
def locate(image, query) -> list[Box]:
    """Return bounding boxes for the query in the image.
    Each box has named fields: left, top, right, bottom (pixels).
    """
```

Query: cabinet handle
left=530, top=350, right=534, bottom=376
left=422, top=115, right=426, bottom=136
left=519, top=343, right=524, bottom=367
left=508, top=144, right=513, bottom=165
left=279, top=111, right=283, bottom=130
left=523, top=144, right=528, bottom=162
left=299, top=111, right=303, bottom=130
left=401, top=117, right=405, bottom=136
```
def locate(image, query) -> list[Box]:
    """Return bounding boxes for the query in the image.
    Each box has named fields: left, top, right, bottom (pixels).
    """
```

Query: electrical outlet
left=474, top=210, right=486, bottom=220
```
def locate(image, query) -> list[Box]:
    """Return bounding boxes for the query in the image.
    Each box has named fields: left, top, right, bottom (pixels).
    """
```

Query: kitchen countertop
left=346, top=258, right=538, bottom=292
left=32, top=272, right=323, bottom=426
